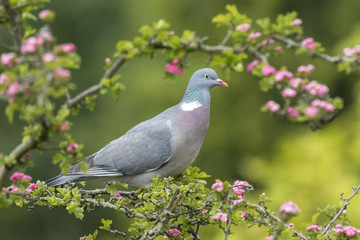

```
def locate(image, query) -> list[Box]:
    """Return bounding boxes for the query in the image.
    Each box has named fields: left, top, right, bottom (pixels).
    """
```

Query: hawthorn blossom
left=279, top=201, right=301, bottom=214
left=297, top=64, right=315, bottom=73
left=165, top=59, right=183, bottom=75
left=10, top=186, right=19, bottom=193
left=6, top=82, right=20, bottom=95
left=289, top=78, right=302, bottom=89
left=169, top=229, right=180, bottom=237
left=240, top=211, right=248, bottom=218
left=301, top=37, right=316, bottom=50
left=303, top=80, right=329, bottom=97
left=53, top=67, right=71, bottom=79
left=249, top=32, right=262, bottom=39
left=305, top=106, right=318, bottom=117
left=0, top=73, right=10, bottom=85
left=333, top=224, right=343, bottom=234
left=60, top=123, right=69, bottom=131
left=265, top=237, right=274, bottom=240
left=306, top=224, right=322, bottom=231
left=291, top=18, right=303, bottom=26
left=233, top=196, right=245, bottom=205
left=1, top=52, right=15, bottom=66
left=343, top=226, right=359, bottom=237
left=274, top=70, right=293, bottom=82
left=202, top=209, right=207, bottom=214
left=262, top=65, right=276, bottom=76
left=114, top=192, right=121, bottom=198
left=246, top=59, right=260, bottom=72
left=311, top=99, right=334, bottom=112
left=66, top=143, right=79, bottom=152
left=236, top=23, right=251, bottom=32
left=61, top=43, right=77, bottom=53
left=39, top=31, right=54, bottom=41
left=274, top=46, right=282, bottom=52
left=211, top=182, right=224, bottom=192
left=265, top=100, right=280, bottom=112
left=212, top=212, right=227, bottom=222
left=282, top=88, right=297, bottom=98
left=38, top=9, right=53, bottom=19
left=21, top=36, right=44, bottom=54
left=27, top=183, right=39, bottom=194
left=287, top=107, right=300, bottom=118
left=42, top=53, right=57, bottom=62
left=10, top=171, right=32, bottom=182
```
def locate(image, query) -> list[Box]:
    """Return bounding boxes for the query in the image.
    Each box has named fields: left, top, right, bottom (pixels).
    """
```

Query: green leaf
left=66, top=202, right=84, bottom=220
left=116, top=41, right=134, bottom=52
left=181, top=30, right=195, bottom=42
left=78, top=161, right=89, bottom=174
left=99, top=219, right=113, bottom=231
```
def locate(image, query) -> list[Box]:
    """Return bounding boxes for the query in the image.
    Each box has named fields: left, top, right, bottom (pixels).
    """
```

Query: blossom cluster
left=332, top=224, right=359, bottom=237
left=279, top=201, right=301, bottom=215
left=10, top=171, right=32, bottom=183
left=165, top=59, right=183, bottom=75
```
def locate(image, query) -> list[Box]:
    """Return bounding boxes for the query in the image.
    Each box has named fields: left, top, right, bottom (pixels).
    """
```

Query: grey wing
left=79, top=117, right=173, bottom=177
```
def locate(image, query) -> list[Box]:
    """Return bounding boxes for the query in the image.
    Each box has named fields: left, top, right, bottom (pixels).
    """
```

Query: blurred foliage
left=1, top=0, right=360, bottom=240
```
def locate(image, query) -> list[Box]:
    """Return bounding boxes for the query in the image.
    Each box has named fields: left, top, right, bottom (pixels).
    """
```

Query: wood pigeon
left=46, top=68, right=228, bottom=187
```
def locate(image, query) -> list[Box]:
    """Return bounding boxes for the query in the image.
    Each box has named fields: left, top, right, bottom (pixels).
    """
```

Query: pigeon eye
left=204, top=74, right=209, bottom=79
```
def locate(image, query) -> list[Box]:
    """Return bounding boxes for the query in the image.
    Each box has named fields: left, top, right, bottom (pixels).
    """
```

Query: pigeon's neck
left=180, top=88, right=210, bottom=111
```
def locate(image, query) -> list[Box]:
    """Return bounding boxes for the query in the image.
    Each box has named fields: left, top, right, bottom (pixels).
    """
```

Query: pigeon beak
left=216, top=79, right=229, bottom=88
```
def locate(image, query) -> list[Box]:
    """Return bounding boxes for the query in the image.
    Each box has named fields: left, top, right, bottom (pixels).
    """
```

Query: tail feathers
left=45, top=175, right=81, bottom=187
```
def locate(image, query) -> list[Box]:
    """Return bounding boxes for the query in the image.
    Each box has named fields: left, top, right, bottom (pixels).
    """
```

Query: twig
left=321, top=184, right=360, bottom=236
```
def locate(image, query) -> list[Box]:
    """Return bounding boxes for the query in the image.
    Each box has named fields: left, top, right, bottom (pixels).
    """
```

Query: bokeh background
left=1, top=0, right=360, bottom=239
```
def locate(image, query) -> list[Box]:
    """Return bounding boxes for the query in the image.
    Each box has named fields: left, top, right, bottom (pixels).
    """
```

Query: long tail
left=45, top=175, right=81, bottom=187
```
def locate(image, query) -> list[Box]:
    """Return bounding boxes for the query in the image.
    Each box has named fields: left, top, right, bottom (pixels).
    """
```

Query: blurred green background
left=1, top=0, right=360, bottom=239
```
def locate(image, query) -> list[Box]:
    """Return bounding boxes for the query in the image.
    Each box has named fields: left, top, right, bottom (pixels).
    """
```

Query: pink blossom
left=105, top=58, right=111, bottom=63
left=21, top=37, right=44, bottom=54
left=61, top=43, right=77, bottom=53
left=165, top=59, right=183, bottom=75
left=303, top=80, right=329, bottom=97
left=343, top=226, right=359, bottom=237
left=1, top=53, right=15, bottom=66
left=0, top=73, right=10, bottom=85
left=233, top=180, right=250, bottom=188
left=38, top=9, right=53, bottom=19
left=211, top=182, right=224, bottom=192
left=24, top=152, right=32, bottom=158
left=114, top=192, right=121, bottom=198
left=289, top=77, right=302, bottom=89
left=262, top=38, right=274, bottom=46
left=53, top=67, right=71, bottom=79
left=265, top=237, right=274, bottom=240
left=287, top=107, right=300, bottom=118
left=274, top=70, right=293, bottom=82
left=10, top=186, right=19, bottom=193
left=282, top=88, right=297, bottom=98
left=202, top=209, right=207, bottom=214
left=42, top=53, right=57, bottom=62
left=249, top=32, right=262, bottom=39
left=240, top=211, right=248, bottom=218
left=262, top=65, right=276, bottom=76
left=297, top=64, right=315, bottom=73
left=163, top=234, right=168, bottom=239
left=212, top=212, right=228, bottom=222
left=305, top=106, right=319, bottom=117
left=291, top=18, right=303, bottom=26
left=169, top=229, right=180, bottom=237
left=246, top=59, right=260, bottom=72
left=236, top=23, right=251, bottom=32
left=39, top=31, right=54, bottom=41
left=7, top=82, right=20, bottom=95
left=60, top=123, right=69, bottom=131
left=279, top=201, right=301, bottom=214
left=306, top=224, right=322, bottom=231
left=66, top=143, right=79, bottom=152
left=10, top=171, right=32, bottom=182
left=333, top=224, right=343, bottom=234
left=265, top=100, right=280, bottom=112
left=27, top=183, right=39, bottom=194
left=274, top=46, right=282, bottom=52
left=343, top=47, right=356, bottom=57
left=233, top=196, right=245, bottom=205
left=288, top=223, right=295, bottom=228
left=311, top=99, right=334, bottom=112
left=301, top=37, right=316, bottom=50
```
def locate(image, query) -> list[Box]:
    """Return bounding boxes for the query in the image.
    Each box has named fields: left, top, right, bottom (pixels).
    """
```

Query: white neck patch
left=180, top=101, right=202, bottom=111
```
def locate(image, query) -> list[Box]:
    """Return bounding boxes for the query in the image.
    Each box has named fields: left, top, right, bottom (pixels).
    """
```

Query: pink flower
left=169, top=229, right=180, bottom=237
left=287, top=107, right=300, bottom=118
left=233, top=196, right=245, bottom=205
left=343, top=47, right=356, bottom=57
left=61, top=43, right=77, bottom=53
left=343, top=226, right=359, bottom=237
left=303, top=80, right=329, bottom=97
left=305, top=106, right=318, bottom=117
left=53, top=67, right=71, bottom=79
left=212, top=212, right=228, bottom=222
left=301, top=37, right=316, bottom=50
left=265, top=237, right=274, bottom=240
left=66, top=143, right=79, bottom=152
left=38, top=9, right=53, bottom=20
left=240, top=211, right=248, bottom=218
left=165, top=59, right=183, bottom=75
left=7, top=82, right=20, bottom=95
left=233, top=180, right=250, bottom=188
left=236, top=23, right=251, bottom=32
left=10, top=171, right=32, bottom=182
left=39, top=31, right=54, bottom=41
left=311, top=99, right=334, bottom=112
left=265, top=100, right=280, bottom=112
left=1, top=53, right=15, bottom=66
left=306, top=224, right=322, bottom=231
left=27, top=183, right=39, bottom=194
left=202, top=209, right=207, bottom=214
left=60, top=123, right=69, bottom=131
left=42, top=53, right=57, bottom=62
left=0, top=73, right=10, bottom=85
left=274, top=70, right=293, bottom=82
left=10, top=186, right=19, bottom=193
left=333, top=224, right=343, bottom=234
left=289, top=78, right=302, bottom=89
left=279, top=201, right=301, bottom=214
left=274, top=46, right=282, bottom=52
left=249, top=32, right=262, bottom=39
left=282, top=88, right=297, bottom=98
left=21, top=37, right=44, bottom=54
left=297, top=64, right=315, bottom=73
left=291, top=18, right=303, bottom=26
left=211, top=182, right=224, bottom=192
left=163, top=234, right=168, bottom=239
left=262, top=65, right=276, bottom=76
left=105, top=58, right=111, bottom=63
left=288, top=223, right=295, bottom=228
left=246, top=59, right=260, bottom=72
left=114, top=192, right=121, bottom=198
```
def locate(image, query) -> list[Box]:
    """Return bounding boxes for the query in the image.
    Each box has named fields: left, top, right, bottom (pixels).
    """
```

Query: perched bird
left=46, top=68, right=228, bottom=187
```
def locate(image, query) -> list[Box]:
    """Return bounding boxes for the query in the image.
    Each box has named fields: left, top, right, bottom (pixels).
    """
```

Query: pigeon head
left=186, top=68, right=228, bottom=91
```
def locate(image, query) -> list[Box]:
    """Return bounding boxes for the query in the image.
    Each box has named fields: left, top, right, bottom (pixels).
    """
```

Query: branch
left=321, top=184, right=360, bottom=236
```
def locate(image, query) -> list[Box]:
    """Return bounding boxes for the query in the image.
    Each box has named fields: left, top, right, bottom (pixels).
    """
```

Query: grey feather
left=45, top=68, right=227, bottom=188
